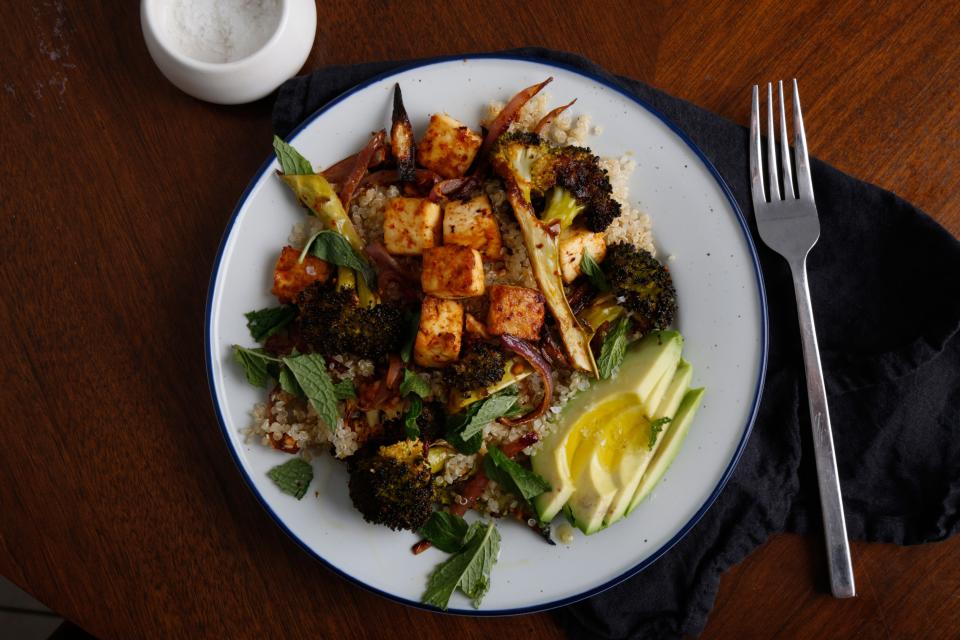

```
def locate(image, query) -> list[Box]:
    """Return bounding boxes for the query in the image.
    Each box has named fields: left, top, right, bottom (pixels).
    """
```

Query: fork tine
left=766, top=83, right=781, bottom=200
left=750, top=85, right=765, bottom=203
left=792, top=79, right=814, bottom=199
left=778, top=81, right=795, bottom=199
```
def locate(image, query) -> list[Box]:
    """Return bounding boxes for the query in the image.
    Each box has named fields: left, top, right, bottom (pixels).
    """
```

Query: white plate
left=205, top=55, right=767, bottom=614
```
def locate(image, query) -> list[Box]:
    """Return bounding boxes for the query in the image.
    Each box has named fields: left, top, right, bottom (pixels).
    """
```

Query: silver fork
left=750, top=81, right=856, bottom=598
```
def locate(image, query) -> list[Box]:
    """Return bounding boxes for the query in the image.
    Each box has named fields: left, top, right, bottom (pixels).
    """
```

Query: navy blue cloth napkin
left=273, top=48, right=960, bottom=639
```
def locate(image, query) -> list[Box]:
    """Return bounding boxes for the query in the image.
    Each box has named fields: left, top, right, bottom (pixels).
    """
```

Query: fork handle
left=790, top=259, right=856, bottom=598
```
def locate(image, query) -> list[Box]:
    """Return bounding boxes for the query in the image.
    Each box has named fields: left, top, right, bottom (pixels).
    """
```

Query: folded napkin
left=273, top=48, right=960, bottom=639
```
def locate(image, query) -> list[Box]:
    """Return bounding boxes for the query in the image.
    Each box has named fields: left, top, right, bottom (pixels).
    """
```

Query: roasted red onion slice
left=360, top=168, right=440, bottom=191
left=339, top=130, right=386, bottom=208
left=427, top=176, right=482, bottom=203
left=498, top=333, right=554, bottom=426
left=533, top=98, right=577, bottom=134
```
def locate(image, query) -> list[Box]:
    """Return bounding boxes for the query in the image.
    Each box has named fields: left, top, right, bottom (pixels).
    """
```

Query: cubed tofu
left=486, top=284, right=545, bottom=341
left=443, top=194, right=502, bottom=259
left=421, top=245, right=485, bottom=298
left=383, top=197, right=442, bottom=255
left=271, top=246, right=331, bottom=303
left=414, top=296, right=464, bottom=367
left=416, top=113, right=483, bottom=179
left=558, top=228, right=607, bottom=283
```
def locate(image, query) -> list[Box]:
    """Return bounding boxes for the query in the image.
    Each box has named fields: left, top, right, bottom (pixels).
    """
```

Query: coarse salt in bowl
left=141, top=0, right=316, bottom=105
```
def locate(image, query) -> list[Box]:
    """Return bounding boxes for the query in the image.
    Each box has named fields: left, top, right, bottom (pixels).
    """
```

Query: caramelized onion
left=360, top=168, right=440, bottom=192
left=365, top=242, right=420, bottom=299
left=385, top=353, right=403, bottom=390
left=533, top=98, right=577, bottom=134
left=450, top=469, right=489, bottom=517
left=498, top=334, right=554, bottom=426
left=427, top=175, right=483, bottom=203
left=339, top=130, right=386, bottom=208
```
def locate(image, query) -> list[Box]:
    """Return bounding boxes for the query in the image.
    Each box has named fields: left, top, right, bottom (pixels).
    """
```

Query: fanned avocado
left=531, top=331, right=683, bottom=526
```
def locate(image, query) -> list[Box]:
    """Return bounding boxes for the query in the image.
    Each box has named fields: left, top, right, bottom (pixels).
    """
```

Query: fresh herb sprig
left=422, top=520, right=501, bottom=610
left=597, top=315, right=632, bottom=379
left=580, top=252, right=610, bottom=292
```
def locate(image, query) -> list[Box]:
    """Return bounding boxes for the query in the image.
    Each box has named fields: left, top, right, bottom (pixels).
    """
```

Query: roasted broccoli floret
left=581, top=243, right=677, bottom=334
left=416, top=400, right=447, bottom=443
left=490, top=131, right=621, bottom=232
left=442, top=342, right=507, bottom=392
left=347, top=439, right=434, bottom=531
left=297, top=281, right=403, bottom=360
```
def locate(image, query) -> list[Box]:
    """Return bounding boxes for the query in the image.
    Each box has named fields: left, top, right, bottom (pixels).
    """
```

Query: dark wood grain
left=1, top=1, right=957, bottom=638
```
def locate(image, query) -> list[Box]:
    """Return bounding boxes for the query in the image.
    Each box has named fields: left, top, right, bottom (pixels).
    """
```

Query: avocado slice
left=653, top=359, right=692, bottom=421
left=627, top=387, right=705, bottom=514
left=604, top=360, right=693, bottom=526
left=645, top=362, right=676, bottom=419
left=630, top=331, right=683, bottom=410
left=531, top=331, right=684, bottom=523
left=531, top=408, right=584, bottom=522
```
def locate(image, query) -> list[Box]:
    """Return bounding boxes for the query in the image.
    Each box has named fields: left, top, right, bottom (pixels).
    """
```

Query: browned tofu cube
left=442, top=194, right=502, bottom=259
left=271, top=246, right=332, bottom=303
left=558, top=228, right=607, bottom=283
left=486, top=284, right=545, bottom=341
left=414, top=296, right=464, bottom=367
left=421, top=245, right=485, bottom=298
left=416, top=114, right=483, bottom=179
left=383, top=197, right=442, bottom=255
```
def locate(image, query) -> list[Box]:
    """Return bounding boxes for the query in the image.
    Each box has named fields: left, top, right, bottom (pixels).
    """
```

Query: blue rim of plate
left=205, top=53, right=769, bottom=616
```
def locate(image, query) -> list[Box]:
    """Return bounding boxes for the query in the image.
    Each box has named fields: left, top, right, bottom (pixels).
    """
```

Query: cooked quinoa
left=247, top=86, right=656, bottom=516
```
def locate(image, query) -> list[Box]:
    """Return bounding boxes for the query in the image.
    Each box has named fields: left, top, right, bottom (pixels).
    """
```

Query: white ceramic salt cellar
left=141, top=0, right=316, bottom=104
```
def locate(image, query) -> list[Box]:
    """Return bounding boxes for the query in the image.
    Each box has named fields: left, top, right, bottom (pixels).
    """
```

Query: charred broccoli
left=297, top=281, right=403, bottom=360
left=416, top=400, right=447, bottom=443
left=347, top=439, right=434, bottom=531
left=581, top=243, right=677, bottom=334
left=442, top=342, right=507, bottom=392
left=490, top=131, right=621, bottom=232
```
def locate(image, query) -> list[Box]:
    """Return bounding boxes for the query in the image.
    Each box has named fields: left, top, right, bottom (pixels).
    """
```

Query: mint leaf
left=446, top=426, right=483, bottom=454
left=400, top=309, right=420, bottom=364
left=419, top=512, right=469, bottom=553
left=400, top=369, right=431, bottom=398
left=267, top=458, right=313, bottom=499
left=648, top=416, right=672, bottom=449
left=445, top=390, right=518, bottom=453
left=333, top=379, right=356, bottom=401
left=272, top=135, right=313, bottom=175
left=458, top=394, right=518, bottom=441
left=422, top=520, right=500, bottom=610
left=597, top=315, right=631, bottom=379
left=303, top=231, right=377, bottom=290
left=282, top=353, right=339, bottom=431
left=404, top=395, right=422, bottom=439
left=278, top=366, right=304, bottom=396
left=580, top=252, right=610, bottom=292
left=232, top=345, right=280, bottom=388
left=483, top=445, right=551, bottom=501
left=244, top=305, right=297, bottom=342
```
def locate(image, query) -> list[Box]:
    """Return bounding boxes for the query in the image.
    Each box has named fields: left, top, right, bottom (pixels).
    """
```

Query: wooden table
left=3, top=2, right=958, bottom=638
